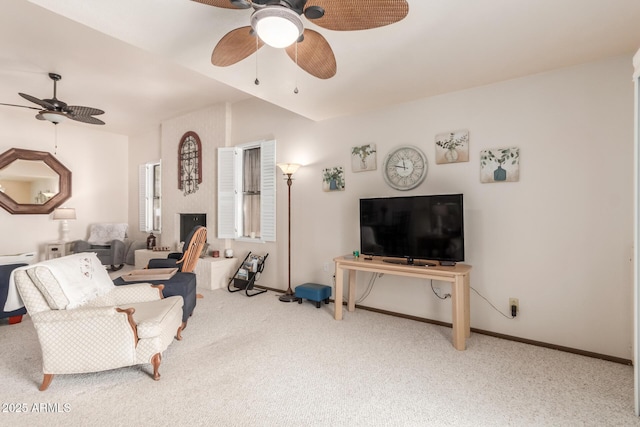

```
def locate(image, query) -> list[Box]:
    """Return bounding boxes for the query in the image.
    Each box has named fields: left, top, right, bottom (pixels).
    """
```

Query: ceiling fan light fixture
left=251, top=7, right=303, bottom=49
left=38, top=111, right=66, bottom=124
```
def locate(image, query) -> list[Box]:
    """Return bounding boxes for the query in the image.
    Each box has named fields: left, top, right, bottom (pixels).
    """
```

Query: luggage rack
left=227, top=252, right=268, bottom=297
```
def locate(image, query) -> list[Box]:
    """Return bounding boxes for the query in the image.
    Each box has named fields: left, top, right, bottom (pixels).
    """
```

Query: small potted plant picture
left=435, top=130, right=469, bottom=164
left=480, top=147, right=520, bottom=183
left=351, top=144, right=377, bottom=171
left=323, top=166, right=345, bottom=191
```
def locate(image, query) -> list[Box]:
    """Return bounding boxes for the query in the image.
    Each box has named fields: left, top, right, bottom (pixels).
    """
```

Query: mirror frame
left=0, top=148, right=72, bottom=214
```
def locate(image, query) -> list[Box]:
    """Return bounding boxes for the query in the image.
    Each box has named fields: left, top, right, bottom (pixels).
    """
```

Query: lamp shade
left=53, top=207, right=76, bottom=220
left=277, top=163, right=301, bottom=175
left=37, top=111, right=67, bottom=124
left=251, top=7, right=303, bottom=48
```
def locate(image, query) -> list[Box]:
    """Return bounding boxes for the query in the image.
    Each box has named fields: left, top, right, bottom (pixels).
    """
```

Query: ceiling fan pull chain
left=54, top=124, right=58, bottom=156
left=294, top=41, right=299, bottom=94
left=254, top=36, right=260, bottom=85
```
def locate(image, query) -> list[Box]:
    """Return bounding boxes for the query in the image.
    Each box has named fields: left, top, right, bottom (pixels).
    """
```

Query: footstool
left=295, top=283, right=331, bottom=308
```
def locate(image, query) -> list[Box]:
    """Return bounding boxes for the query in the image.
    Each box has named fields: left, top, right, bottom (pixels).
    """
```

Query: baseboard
left=352, top=303, right=632, bottom=366
left=260, top=287, right=632, bottom=365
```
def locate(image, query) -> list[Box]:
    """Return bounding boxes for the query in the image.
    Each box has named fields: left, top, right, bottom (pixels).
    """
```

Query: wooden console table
left=333, top=256, right=472, bottom=351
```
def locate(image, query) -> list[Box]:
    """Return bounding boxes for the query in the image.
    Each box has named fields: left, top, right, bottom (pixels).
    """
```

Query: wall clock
left=382, top=145, right=428, bottom=191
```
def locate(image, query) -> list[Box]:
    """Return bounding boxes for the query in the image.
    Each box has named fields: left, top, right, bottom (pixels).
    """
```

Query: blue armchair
left=147, top=226, right=207, bottom=272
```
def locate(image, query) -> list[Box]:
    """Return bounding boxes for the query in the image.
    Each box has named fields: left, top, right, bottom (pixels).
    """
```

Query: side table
left=195, top=257, right=237, bottom=290
left=45, top=241, right=74, bottom=260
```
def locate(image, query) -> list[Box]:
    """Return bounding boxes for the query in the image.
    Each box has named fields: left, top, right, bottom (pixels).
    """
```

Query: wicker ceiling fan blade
left=212, top=26, right=264, bottom=67
left=285, top=29, right=336, bottom=79
left=18, top=93, right=56, bottom=110
left=0, top=102, right=41, bottom=111
left=67, top=105, right=105, bottom=116
left=67, top=114, right=105, bottom=125
left=191, top=0, right=251, bottom=9
left=306, top=0, right=409, bottom=31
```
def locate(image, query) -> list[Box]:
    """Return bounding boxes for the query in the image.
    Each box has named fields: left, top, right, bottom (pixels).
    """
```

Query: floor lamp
left=277, top=163, right=301, bottom=302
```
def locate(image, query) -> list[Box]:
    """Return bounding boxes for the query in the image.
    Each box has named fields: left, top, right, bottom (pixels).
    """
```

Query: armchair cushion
left=123, top=298, right=181, bottom=339
left=26, top=267, right=69, bottom=310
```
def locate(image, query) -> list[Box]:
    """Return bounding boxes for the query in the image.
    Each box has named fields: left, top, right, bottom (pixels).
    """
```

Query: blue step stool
left=295, top=283, right=331, bottom=308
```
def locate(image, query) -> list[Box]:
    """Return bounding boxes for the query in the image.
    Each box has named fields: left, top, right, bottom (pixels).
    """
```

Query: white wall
left=229, top=55, right=634, bottom=359
left=159, top=104, right=230, bottom=251
left=0, top=108, right=128, bottom=259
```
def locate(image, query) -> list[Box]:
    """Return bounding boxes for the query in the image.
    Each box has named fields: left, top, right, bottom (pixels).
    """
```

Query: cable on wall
left=356, top=272, right=382, bottom=304
left=471, top=286, right=515, bottom=319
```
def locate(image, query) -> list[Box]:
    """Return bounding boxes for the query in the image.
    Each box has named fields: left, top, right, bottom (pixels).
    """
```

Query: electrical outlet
left=433, top=286, right=441, bottom=294
left=509, top=298, right=519, bottom=316
left=323, top=262, right=330, bottom=272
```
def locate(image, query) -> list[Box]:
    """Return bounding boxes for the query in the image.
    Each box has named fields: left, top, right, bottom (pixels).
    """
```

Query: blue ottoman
left=295, top=283, right=331, bottom=308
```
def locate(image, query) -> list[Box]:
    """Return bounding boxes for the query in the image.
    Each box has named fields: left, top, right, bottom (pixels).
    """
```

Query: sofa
left=0, top=263, right=28, bottom=324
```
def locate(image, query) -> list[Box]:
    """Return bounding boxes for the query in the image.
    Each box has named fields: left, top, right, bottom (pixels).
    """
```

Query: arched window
left=178, top=131, right=202, bottom=195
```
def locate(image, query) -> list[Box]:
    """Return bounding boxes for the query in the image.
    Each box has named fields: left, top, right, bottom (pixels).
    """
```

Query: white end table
left=45, top=241, right=74, bottom=260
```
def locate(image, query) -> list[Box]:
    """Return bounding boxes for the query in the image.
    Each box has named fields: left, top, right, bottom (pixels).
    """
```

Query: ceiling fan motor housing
left=251, top=7, right=304, bottom=48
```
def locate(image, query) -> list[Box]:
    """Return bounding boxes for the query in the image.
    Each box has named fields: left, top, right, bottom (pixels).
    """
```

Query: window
left=139, top=161, right=161, bottom=232
left=218, top=140, right=275, bottom=241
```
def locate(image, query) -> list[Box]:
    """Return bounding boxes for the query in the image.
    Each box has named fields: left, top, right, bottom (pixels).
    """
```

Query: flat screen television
left=359, top=194, right=464, bottom=265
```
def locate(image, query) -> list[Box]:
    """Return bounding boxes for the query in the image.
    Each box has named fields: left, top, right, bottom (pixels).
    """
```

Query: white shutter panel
left=139, top=164, right=148, bottom=232
left=260, top=140, right=276, bottom=242
left=218, top=147, right=239, bottom=238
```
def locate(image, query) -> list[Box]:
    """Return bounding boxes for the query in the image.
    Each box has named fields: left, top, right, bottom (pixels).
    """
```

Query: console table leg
left=451, top=275, right=467, bottom=351
left=464, top=273, right=471, bottom=338
left=334, top=265, right=344, bottom=320
left=347, top=269, right=357, bottom=312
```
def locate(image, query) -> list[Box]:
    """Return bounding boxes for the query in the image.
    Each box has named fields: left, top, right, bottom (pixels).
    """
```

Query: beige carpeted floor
left=0, top=287, right=637, bottom=426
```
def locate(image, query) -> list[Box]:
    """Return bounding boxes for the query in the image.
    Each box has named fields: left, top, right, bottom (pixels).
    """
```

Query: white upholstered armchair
left=10, top=253, right=184, bottom=391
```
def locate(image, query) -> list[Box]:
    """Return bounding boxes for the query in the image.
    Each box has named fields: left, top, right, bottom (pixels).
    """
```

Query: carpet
left=0, top=288, right=636, bottom=426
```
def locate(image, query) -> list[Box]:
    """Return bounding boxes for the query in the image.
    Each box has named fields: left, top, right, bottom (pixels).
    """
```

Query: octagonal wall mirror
left=0, top=148, right=72, bottom=214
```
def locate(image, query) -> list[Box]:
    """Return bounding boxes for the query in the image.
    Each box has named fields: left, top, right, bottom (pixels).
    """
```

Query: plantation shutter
left=217, top=147, right=240, bottom=238
left=138, top=164, right=148, bottom=232
left=260, top=140, right=276, bottom=242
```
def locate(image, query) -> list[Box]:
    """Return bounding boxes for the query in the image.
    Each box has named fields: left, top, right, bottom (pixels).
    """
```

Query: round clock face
left=383, top=145, right=428, bottom=190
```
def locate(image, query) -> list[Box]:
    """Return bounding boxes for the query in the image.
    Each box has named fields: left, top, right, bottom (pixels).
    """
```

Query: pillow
left=88, top=223, right=128, bottom=245
left=27, top=267, right=70, bottom=310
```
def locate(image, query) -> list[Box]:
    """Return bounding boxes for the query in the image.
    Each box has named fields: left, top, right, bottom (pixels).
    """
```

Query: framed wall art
left=351, top=144, right=377, bottom=172
left=435, top=130, right=469, bottom=164
left=178, top=131, right=202, bottom=195
left=480, top=147, right=520, bottom=183
left=322, top=166, right=345, bottom=191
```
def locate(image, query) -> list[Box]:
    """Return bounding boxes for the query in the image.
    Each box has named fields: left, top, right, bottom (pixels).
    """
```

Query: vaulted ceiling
left=2, top=0, right=640, bottom=135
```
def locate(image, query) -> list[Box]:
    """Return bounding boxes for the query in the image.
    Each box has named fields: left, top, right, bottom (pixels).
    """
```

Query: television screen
left=359, top=194, right=464, bottom=263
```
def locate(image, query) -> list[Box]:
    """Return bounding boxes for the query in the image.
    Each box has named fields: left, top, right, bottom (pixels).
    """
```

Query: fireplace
left=179, top=213, right=206, bottom=242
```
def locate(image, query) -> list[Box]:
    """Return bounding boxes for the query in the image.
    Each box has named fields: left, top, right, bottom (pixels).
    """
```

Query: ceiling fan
left=0, top=73, right=105, bottom=125
left=193, top=0, right=409, bottom=79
